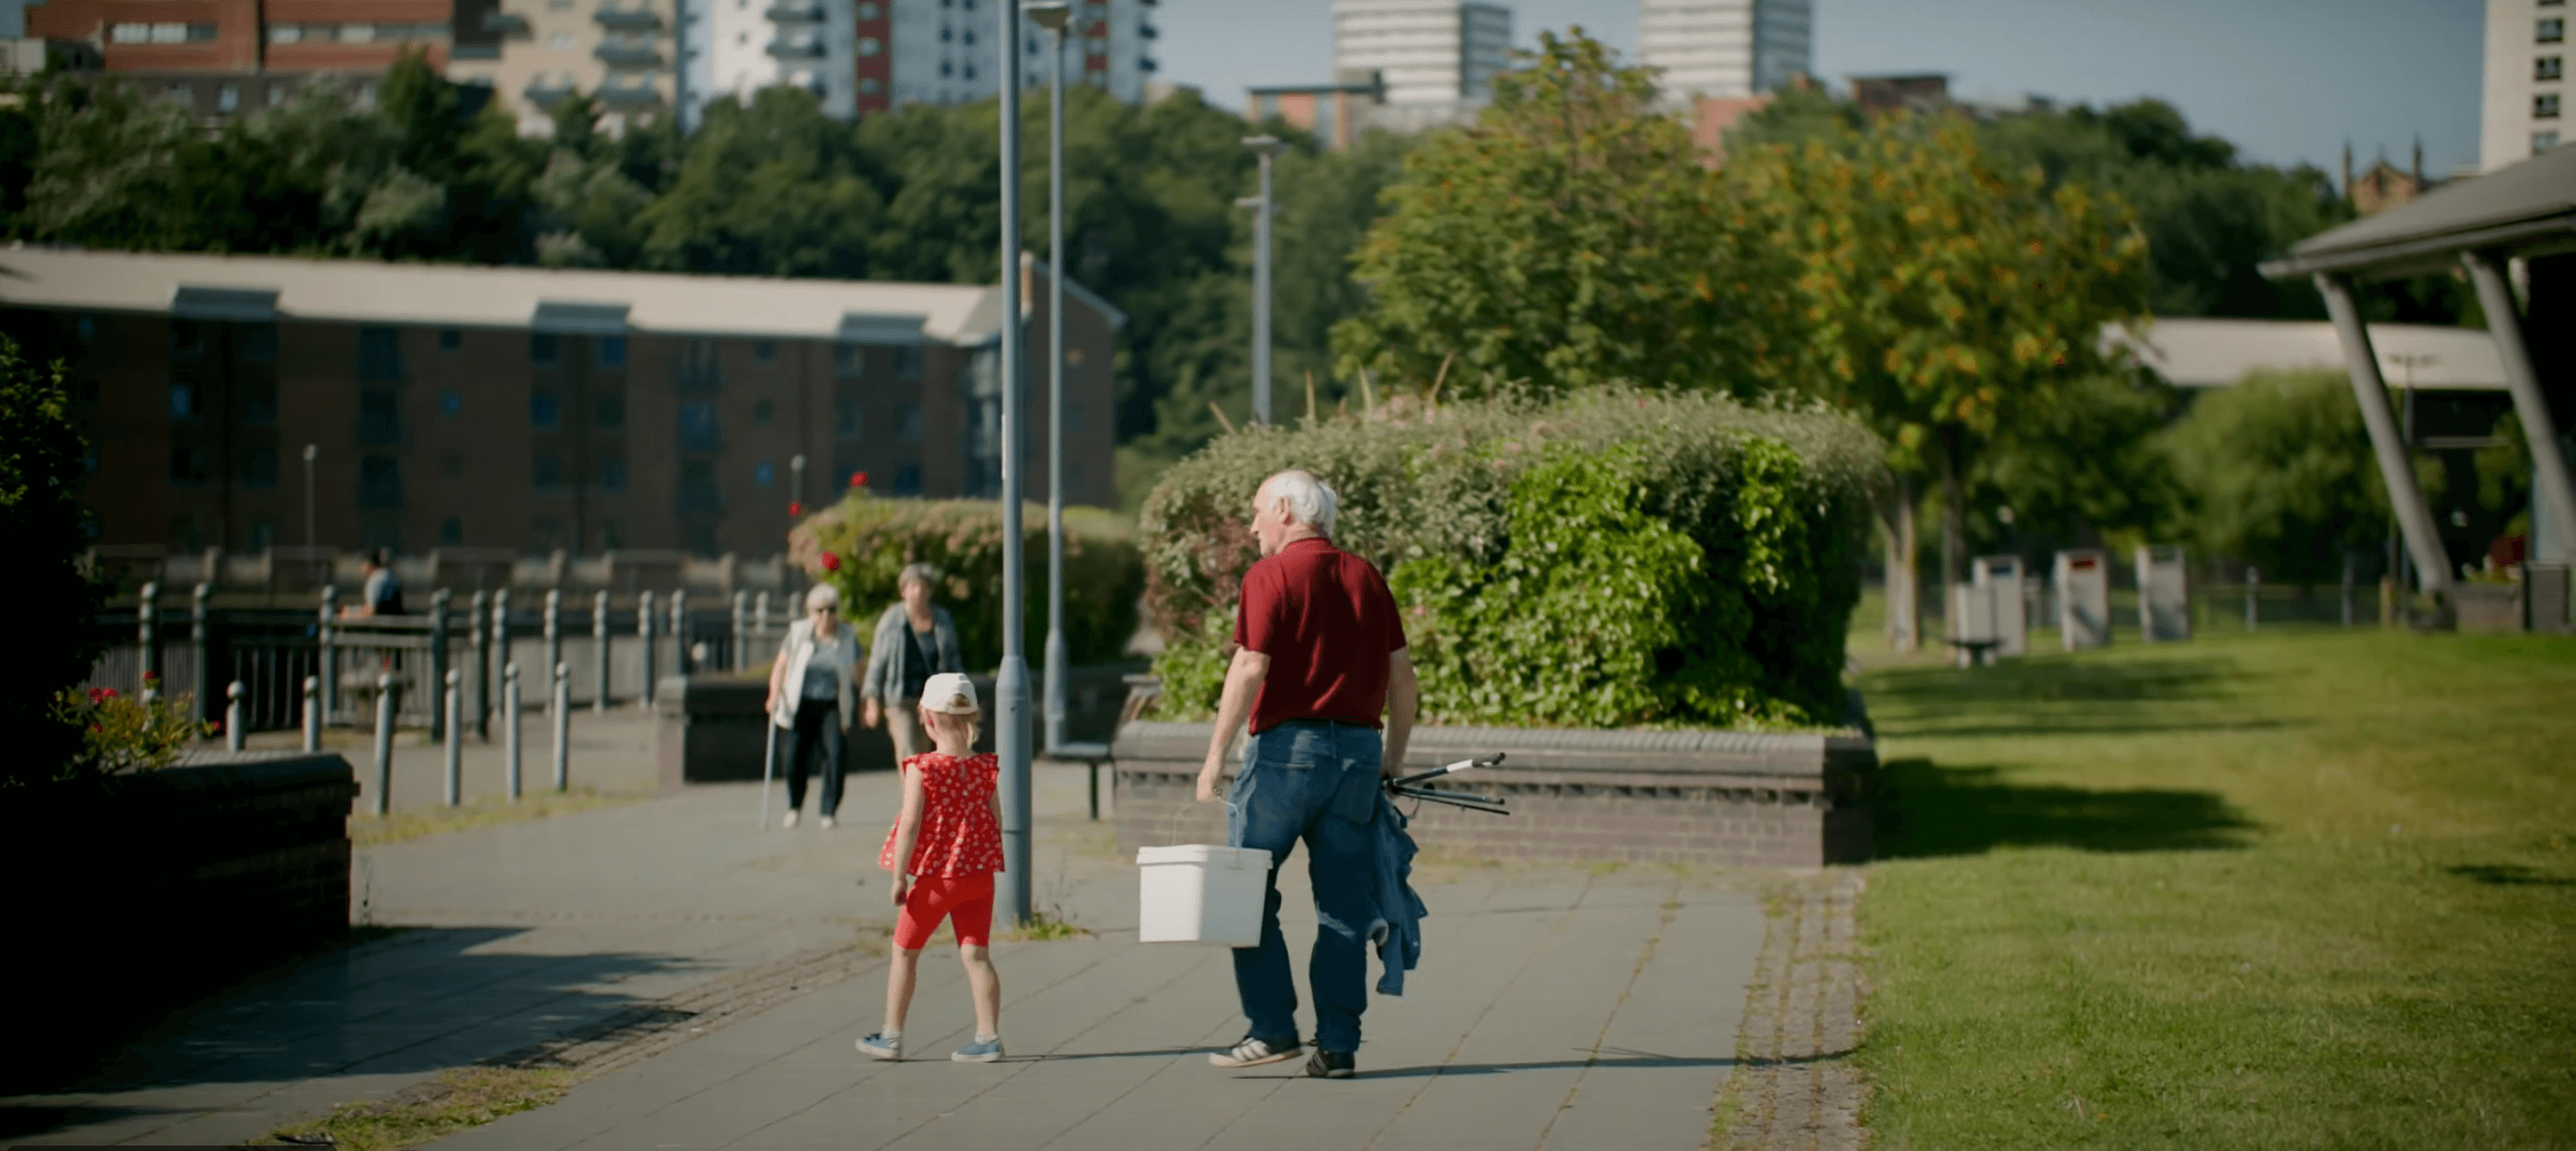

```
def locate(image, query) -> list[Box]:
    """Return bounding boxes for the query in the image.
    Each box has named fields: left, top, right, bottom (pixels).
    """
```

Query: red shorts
left=894, top=871, right=996, bottom=950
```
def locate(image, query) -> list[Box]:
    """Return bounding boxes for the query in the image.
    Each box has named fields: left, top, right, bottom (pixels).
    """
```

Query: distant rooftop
left=2107, top=317, right=2503, bottom=391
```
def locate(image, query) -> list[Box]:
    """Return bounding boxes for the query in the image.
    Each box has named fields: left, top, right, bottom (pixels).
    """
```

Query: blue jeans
left=1226, top=718, right=1382, bottom=1054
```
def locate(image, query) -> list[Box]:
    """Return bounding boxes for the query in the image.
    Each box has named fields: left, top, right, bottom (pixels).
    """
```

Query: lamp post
left=790, top=453, right=806, bottom=513
left=1027, top=0, right=1070, bottom=756
left=1238, top=134, right=1287, bottom=427
left=995, top=0, right=1033, bottom=929
left=301, top=443, right=318, bottom=584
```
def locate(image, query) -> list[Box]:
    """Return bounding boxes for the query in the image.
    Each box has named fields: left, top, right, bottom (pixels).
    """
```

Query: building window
left=894, top=461, right=922, bottom=495
left=168, top=382, right=197, bottom=420
left=242, top=449, right=277, bottom=488
left=595, top=390, right=626, bottom=431
left=550, top=31, right=576, bottom=49
left=680, top=339, right=720, bottom=389
left=833, top=343, right=865, bottom=379
left=678, top=459, right=722, bottom=513
left=2541, top=93, right=2563, bottom=119
left=755, top=460, right=776, bottom=487
left=599, top=453, right=629, bottom=491
left=941, top=59, right=953, bottom=77
left=678, top=401, right=720, bottom=451
left=242, top=323, right=276, bottom=361
left=532, top=333, right=561, bottom=366
left=859, top=0, right=879, bottom=16
left=242, top=379, right=277, bottom=424
left=271, top=24, right=302, bottom=42
left=170, top=445, right=209, bottom=486
left=597, top=335, right=628, bottom=369
left=357, top=326, right=403, bottom=381
left=268, top=84, right=289, bottom=108
left=754, top=398, right=774, bottom=424
left=2545, top=18, right=2566, bottom=43
left=2540, top=130, right=2563, bottom=152
left=860, top=77, right=881, bottom=94
left=859, top=36, right=881, bottom=55
left=439, top=327, right=462, bottom=351
left=896, top=401, right=923, bottom=442
left=172, top=320, right=206, bottom=358
left=439, top=516, right=463, bottom=546
left=440, top=389, right=463, bottom=417
left=533, top=451, right=565, bottom=490
left=218, top=84, right=239, bottom=113
left=358, top=389, right=400, bottom=443
left=353, top=81, right=378, bottom=110
left=359, top=454, right=402, bottom=508
left=600, top=518, right=622, bottom=549
left=532, top=391, right=562, bottom=430
left=836, top=397, right=863, bottom=439
left=893, top=344, right=922, bottom=379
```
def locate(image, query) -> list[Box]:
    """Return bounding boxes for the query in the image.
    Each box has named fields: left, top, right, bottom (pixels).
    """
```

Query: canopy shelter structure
left=2261, top=145, right=2576, bottom=617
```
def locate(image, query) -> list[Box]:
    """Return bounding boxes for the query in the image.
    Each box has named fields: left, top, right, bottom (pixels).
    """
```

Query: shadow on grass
left=1864, top=654, right=2294, bottom=740
left=1874, top=757, right=2257, bottom=858
left=2447, top=864, right=2574, bottom=887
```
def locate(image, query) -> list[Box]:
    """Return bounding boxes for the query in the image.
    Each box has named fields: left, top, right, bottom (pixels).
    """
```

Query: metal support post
left=470, top=589, right=490, bottom=740
left=371, top=672, right=394, bottom=816
left=552, top=663, right=570, bottom=792
left=594, top=591, right=612, bottom=713
left=139, top=580, right=160, bottom=701
left=731, top=590, right=748, bottom=672
left=639, top=589, right=657, bottom=708
left=997, top=0, right=1033, bottom=928
left=443, top=669, right=462, bottom=807
left=543, top=590, right=563, bottom=698
left=191, top=582, right=211, bottom=731
left=300, top=674, right=319, bottom=752
left=1239, top=135, right=1284, bottom=427
left=318, top=584, right=337, bottom=722
left=490, top=588, right=512, bottom=727
left=2464, top=251, right=2576, bottom=560
left=505, top=663, right=523, bottom=800
left=428, top=587, right=452, bottom=741
left=1042, top=2, right=1070, bottom=757
left=2316, top=272, right=2454, bottom=608
left=225, top=681, right=245, bottom=752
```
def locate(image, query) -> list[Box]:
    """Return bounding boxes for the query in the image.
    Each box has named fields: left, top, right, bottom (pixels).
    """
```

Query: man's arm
left=1382, top=647, right=1418, bottom=778
left=1196, top=647, right=1271, bottom=803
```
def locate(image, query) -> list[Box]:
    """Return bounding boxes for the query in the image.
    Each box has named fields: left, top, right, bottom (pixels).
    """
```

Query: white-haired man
left=1196, top=468, right=1419, bottom=1080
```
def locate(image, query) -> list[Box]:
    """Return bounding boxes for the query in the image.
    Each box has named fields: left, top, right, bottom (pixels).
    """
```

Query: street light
left=995, top=0, right=1033, bottom=929
left=302, top=443, right=318, bottom=584
left=1238, top=134, right=1287, bottom=427
left=1026, top=0, right=1071, bottom=757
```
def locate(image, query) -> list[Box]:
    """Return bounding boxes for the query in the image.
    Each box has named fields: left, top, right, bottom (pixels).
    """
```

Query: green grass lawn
left=1853, top=625, right=2576, bottom=1149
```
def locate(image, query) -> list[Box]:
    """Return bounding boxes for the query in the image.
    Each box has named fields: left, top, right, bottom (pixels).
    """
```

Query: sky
left=1159, top=0, right=2488, bottom=175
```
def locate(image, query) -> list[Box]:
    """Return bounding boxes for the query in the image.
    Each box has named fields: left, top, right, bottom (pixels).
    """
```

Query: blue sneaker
left=854, top=1031, right=901, bottom=1060
left=952, top=1036, right=1004, bottom=1063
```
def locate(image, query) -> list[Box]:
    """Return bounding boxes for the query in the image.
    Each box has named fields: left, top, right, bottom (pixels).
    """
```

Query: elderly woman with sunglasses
left=765, top=583, right=864, bottom=829
left=861, top=562, right=966, bottom=763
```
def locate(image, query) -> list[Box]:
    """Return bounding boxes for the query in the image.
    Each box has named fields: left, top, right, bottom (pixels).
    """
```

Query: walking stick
left=760, top=709, right=779, bottom=830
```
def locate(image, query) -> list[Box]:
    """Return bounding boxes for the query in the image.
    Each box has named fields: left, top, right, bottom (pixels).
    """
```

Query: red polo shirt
left=1234, top=537, right=1408, bottom=735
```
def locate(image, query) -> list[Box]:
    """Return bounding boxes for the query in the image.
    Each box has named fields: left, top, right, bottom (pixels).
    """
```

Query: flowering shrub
left=790, top=492, right=1143, bottom=670
left=48, top=681, right=210, bottom=779
left=1139, top=391, right=1882, bottom=729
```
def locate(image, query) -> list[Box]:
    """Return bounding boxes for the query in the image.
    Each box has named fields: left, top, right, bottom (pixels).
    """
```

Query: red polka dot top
left=880, top=752, right=1006, bottom=878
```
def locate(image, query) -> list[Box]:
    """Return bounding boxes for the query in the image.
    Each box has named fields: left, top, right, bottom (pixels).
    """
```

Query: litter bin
left=1138, top=844, right=1272, bottom=946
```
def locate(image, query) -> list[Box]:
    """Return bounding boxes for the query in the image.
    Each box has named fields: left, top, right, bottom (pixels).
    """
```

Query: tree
left=635, top=88, right=885, bottom=278
left=1333, top=29, right=1776, bottom=400
left=2158, top=370, right=2387, bottom=584
left=0, top=335, right=109, bottom=785
left=1724, top=114, right=2149, bottom=648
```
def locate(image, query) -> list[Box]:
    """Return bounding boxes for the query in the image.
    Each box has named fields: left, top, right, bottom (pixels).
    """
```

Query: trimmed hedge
left=791, top=494, right=1143, bottom=671
left=1140, top=392, right=1883, bottom=728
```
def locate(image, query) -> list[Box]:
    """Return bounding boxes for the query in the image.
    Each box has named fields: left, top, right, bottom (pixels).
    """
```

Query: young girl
left=855, top=673, right=1007, bottom=1063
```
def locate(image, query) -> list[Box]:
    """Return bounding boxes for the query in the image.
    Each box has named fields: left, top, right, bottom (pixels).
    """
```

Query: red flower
left=142, top=671, right=160, bottom=683
left=89, top=687, right=117, bottom=702
left=89, top=724, right=103, bottom=733
left=851, top=471, right=871, bottom=488
left=789, top=501, right=804, bottom=516
left=821, top=553, right=843, bottom=572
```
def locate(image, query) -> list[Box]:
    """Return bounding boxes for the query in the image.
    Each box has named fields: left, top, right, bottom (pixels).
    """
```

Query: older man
left=1196, top=468, right=1418, bottom=1080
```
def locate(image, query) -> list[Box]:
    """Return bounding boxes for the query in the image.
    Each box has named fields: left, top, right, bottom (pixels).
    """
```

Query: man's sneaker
left=952, top=1036, right=1004, bottom=1063
left=854, top=1031, right=900, bottom=1060
left=783, top=810, right=800, bottom=830
left=1305, top=1048, right=1355, bottom=1079
left=1209, top=1035, right=1302, bottom=1069
left=818, top=816, right=836, bottom=830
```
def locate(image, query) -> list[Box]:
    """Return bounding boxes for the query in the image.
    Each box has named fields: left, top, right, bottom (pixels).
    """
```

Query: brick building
left=25, top=0, right=458, bottom=121
left=0, top=249, right=1122, bottom=558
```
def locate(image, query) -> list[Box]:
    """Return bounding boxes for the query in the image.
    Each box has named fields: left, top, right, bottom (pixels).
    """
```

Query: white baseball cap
left=921, top=673, right=980, bottom=714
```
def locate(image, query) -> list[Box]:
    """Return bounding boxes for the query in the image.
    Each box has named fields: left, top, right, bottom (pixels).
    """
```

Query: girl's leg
left=885, top=949, right=922, bottom=1034
left=959, top=944, right=1000, bottom=1039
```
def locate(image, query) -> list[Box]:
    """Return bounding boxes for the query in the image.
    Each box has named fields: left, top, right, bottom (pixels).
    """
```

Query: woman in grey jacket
left=862, top=563, right=966, bottom=762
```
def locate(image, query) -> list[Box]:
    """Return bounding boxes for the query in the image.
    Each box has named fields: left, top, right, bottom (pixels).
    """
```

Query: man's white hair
left=1261, top=469, right=1338, bottom=538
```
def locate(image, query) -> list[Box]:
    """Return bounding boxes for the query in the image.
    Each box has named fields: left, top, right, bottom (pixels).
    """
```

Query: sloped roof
left=2105, top=317, right=2503, bottom=390
left=2262, top=145, right=2576, bottom=279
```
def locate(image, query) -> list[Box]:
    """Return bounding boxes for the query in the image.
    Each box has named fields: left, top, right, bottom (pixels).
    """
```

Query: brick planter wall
left=1110, top=721, right=1876, bottom=869
left=5, top=751, right=358, bottom=1078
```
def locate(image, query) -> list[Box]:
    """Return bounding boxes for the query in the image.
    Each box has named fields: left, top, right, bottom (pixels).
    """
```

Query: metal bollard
left=731, top=590, right=749, bottom=672
left=504, top=663, right=523, bottom=800
left=671, top=589, right=691, bottom=676
left=192, top=583, right=212, bottom=735
left=226, top=681, right=245, bottom=752
left=471, top=588, right=491, bottom=740
left=2246, top=567, right=2260, bottom=631
left=371, top=672, right=395, bottom=816
left=754, top=591, right=771, bottom=665
left=139, top=580, right=160, bottom=703
left=429, top=587, right=452, bottom=741
left=543, top=590, right=563, bottom=703
left=593, top=590, right=611, bottom=713
left=639, top=590, right=657, bottom=708
left=319, top=584, right=338, bottom=722
left=301, top=674, right=320, bottom=753
left=443, top=669, right=463, bottom=807
left=491, top=588, right=512, bottom=723
left=551, top=662, right=571, bottom=792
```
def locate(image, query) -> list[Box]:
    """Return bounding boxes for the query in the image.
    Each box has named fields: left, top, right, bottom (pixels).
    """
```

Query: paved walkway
left=4, top=711, right=1774, bottom=1150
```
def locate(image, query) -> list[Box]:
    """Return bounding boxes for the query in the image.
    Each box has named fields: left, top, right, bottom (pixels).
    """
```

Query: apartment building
left=880, top=0, right=1155, bottom=112
left=679, top=0, right=854, bottom=127
left=25, top=0, right=455, bottom=120
left=1636, top=0, right=1810, bottom=105
left=1244, top=68, right=1385, bottom=152
left=0, top=250, right=1123, bottom=558
left=2482, top=0, right=2567, bottom=170
left=447, top=0, right=679, bottom=134
left=1331, top=0, right=1507, bottom=111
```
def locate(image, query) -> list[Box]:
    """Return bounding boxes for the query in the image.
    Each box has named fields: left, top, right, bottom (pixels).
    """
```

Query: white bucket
left=1136, top=843, right=1272, bottom=946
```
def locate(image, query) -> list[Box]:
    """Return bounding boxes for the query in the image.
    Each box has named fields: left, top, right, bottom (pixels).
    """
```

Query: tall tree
left=0, top=335, right=109, bottom=784
left=1724, top=114, right=2150, bottom=648
left=2158, top=369, right=2389, bottom=584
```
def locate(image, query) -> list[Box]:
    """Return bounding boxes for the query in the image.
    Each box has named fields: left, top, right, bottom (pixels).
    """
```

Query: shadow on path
left=1874, top=758, right=2257, bottom=858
